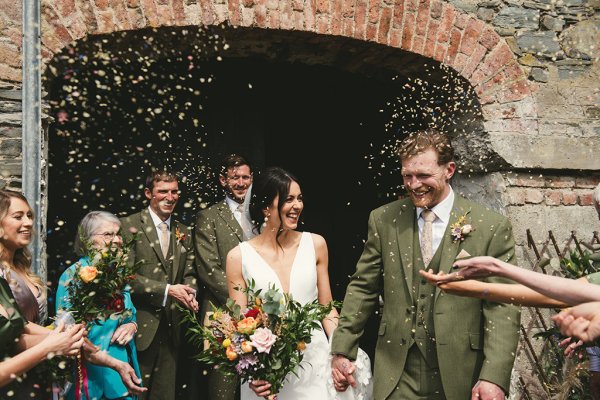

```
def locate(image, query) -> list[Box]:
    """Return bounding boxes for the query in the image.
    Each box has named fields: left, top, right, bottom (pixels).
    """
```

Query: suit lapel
left=435, top=195, right=471, bottom=302
left=140, top=209, right=169, bottom=271
left=396, top=202, right=417, bottom=302
left=170, top=221, right=185, bottom=282
left=217, top=200, right=243, bottom=242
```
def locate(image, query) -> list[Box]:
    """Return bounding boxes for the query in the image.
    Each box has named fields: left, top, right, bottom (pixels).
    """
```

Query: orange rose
left=237, top=317, right=258, bottom=334
left=226, top=346, right=238, bottom=361
left=241, top=341, right=253, bottom=353
left=79, top=266, right=98, bottom=283
left=297, top=341, right=306, bottom=351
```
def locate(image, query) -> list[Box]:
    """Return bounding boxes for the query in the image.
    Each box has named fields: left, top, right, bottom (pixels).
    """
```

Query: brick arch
left=41, top=0, right=533, bottom=112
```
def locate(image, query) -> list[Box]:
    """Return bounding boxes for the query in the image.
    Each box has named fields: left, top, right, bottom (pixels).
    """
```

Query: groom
left=331, top=129, right=520, bottom=399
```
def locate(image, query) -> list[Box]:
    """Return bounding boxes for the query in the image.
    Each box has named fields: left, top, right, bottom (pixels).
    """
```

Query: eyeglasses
left=92, top=232, right=120, bottom=240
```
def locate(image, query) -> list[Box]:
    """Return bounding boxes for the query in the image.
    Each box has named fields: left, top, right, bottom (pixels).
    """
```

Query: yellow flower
left=297, top=341, right=306, bottom=351
left=222, top=338, right=231, bottom=348
left=237, top=317, right=258, bottom=334
left=101, top=251, right=109, bottom=260
left=241, top=341, right=253, bottom=353
left=79, top=266, right=98, bottom=283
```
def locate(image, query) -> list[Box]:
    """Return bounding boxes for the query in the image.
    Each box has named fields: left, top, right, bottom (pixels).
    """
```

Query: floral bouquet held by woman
left=183, top=280, right=338, bottom=400
left=56, top=224, right=143, bottom=400
left=61, top=231, right=141, bottom=325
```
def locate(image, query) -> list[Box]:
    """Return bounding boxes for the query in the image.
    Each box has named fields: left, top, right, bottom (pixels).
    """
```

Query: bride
left=226, top=167, right=372, bottom=400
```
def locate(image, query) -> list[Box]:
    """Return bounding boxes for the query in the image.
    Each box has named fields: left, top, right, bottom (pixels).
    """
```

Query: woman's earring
left=263, top=215, right=269, bottom=227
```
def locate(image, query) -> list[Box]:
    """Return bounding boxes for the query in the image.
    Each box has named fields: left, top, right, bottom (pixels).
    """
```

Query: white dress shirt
left=148, top=207, right=172, bottom=306
left=416, top=188, right=455, bottom=256
left=225, top=195, right=255, bottom=240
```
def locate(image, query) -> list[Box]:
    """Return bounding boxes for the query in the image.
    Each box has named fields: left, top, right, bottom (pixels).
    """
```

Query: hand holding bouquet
left=182, top=280, right=339, bottom=399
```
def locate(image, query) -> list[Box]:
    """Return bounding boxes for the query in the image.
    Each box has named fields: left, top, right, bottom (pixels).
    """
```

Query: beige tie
left=237, top=204, right=253, bottom=240
left=158, top=222, right=169, bottom=258
left=420, top=209, right=436, bottom=267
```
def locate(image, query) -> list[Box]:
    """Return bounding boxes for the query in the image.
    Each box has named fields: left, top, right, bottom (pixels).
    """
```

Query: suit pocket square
left=455, top=249, right=471, bottom=260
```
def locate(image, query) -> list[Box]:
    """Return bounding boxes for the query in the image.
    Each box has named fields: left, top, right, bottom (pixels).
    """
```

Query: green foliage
left=534, top=250, right=599, bottom=400
left=60, top=230, right=141, bottom=325
left=181, top=281, right=341, bottom=395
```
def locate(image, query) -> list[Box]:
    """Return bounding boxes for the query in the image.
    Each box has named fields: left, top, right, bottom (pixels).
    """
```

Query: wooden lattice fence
left=513, top=229, right=600, bottom=399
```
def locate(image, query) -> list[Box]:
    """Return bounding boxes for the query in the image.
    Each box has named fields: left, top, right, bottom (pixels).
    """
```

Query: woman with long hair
left=226, top=167, right=372, bottom=400
left=0, top=189, right=85, bottom=395
left=0, top=190, right=46, bottom=324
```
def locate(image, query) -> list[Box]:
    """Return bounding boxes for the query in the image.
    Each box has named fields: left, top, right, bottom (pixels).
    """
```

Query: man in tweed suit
left=194, top=154, right=254, bottom=400
left=121, top=169, right=198, bottom=400
left=331, top=130, right=520, bottom=400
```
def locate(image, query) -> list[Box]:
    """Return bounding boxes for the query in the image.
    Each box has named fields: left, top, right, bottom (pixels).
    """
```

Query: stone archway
left=41, top=0, right=535, bottom=127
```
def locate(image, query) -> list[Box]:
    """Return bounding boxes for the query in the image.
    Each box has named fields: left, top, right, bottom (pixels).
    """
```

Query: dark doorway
left=46, top=52, right=401, bottom=356
left=46, top=28, right=481, bottom=361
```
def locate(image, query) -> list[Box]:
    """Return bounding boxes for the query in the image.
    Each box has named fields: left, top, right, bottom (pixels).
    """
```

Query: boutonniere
left=450, top=214, right=474, bottom=242
left=175, top=227, right=187, bottom=244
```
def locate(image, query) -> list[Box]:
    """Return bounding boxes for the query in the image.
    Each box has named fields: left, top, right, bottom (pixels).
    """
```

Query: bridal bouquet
left=182, top=280, right=338, bottom=399
left=58, top=231, right=141, bottom=324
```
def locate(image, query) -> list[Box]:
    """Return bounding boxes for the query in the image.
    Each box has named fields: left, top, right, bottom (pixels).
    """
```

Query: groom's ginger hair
left=398, top=128, right=454, bottom=165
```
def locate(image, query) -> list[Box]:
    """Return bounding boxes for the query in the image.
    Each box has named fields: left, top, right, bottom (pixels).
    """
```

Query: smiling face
left=265, top=181, right=304, bottom=231
left=1, top=197, right=34, bottom=251
left=145, top=179, right=179, bottom=221
left=401, top=148, right=456, bottom=209
left=90, top=220, right=123, bottom=250
left=220, top=164, right=253, bottom=204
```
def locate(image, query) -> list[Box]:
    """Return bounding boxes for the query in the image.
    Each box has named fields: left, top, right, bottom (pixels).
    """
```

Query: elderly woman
left=56, top=211, right=144, bottom=399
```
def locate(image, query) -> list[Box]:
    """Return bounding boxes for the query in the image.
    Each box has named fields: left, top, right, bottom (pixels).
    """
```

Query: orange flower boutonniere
left=175, top=227, right=187, bottom=244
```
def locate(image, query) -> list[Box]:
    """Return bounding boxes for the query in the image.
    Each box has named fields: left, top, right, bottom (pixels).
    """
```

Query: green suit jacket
left=331, top=195, right=521, bottom=400
left=120, top=209, right=196, bottom=352
left=194, top=199, right=244, bottom=319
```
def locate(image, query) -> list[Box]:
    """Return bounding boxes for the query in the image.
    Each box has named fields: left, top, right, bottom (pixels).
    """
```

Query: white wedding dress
left=239, top=232, right=373, bottom=400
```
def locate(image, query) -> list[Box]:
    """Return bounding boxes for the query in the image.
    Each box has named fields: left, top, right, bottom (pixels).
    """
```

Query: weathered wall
left=0, top=0, right=22, bottom=189
left=0, top=0, right=599, bottom=395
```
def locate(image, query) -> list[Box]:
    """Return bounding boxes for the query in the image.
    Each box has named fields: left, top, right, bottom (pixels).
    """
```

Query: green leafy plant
left=58, top=230, right=141, bottom=325
left=181, top=280, right=340, bottom=399
left=533, top=250, right=600, bottom=400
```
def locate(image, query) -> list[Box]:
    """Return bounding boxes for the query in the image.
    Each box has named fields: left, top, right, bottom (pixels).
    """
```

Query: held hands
left=471, top=380, right=504, bottom=400
left=331, top=354, right=357, bottom=392
left=45, top=322, right=85, bottom=357
left=110, top=322, right=137, bottom=346
left=553, top=301, right=600, bottom=343
left=168, top=284, right=199, bottom=312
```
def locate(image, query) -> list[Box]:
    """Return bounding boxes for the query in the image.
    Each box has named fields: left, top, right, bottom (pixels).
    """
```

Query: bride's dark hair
left=249, top=167, right=300, bottom=239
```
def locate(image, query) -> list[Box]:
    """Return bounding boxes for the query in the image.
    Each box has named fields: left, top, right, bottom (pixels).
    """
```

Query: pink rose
left=250, top=327, right=277, bottom=353
left=461, top=224, right=473, bottom=235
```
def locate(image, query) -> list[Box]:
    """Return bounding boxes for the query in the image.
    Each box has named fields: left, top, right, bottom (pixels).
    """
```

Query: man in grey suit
left=120, top=169, right=198, bottom=400
left=194, top=154, right=253, bottom=400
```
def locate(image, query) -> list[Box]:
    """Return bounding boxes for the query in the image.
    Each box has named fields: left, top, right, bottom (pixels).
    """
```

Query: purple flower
left=236, top=354, right=259, bottom=373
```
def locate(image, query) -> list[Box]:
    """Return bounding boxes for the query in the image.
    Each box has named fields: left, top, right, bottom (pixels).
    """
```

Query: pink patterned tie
left=420, top=209, right=436, bottom=267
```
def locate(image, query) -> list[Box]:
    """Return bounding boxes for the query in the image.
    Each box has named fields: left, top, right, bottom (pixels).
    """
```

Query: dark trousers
left=137, top=319, right=177, bottom=400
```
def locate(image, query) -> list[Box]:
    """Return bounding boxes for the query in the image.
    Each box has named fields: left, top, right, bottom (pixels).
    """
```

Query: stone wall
left=0, top=0, right=599, bottom=394
left=0, top=81, right=22, bottom=190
